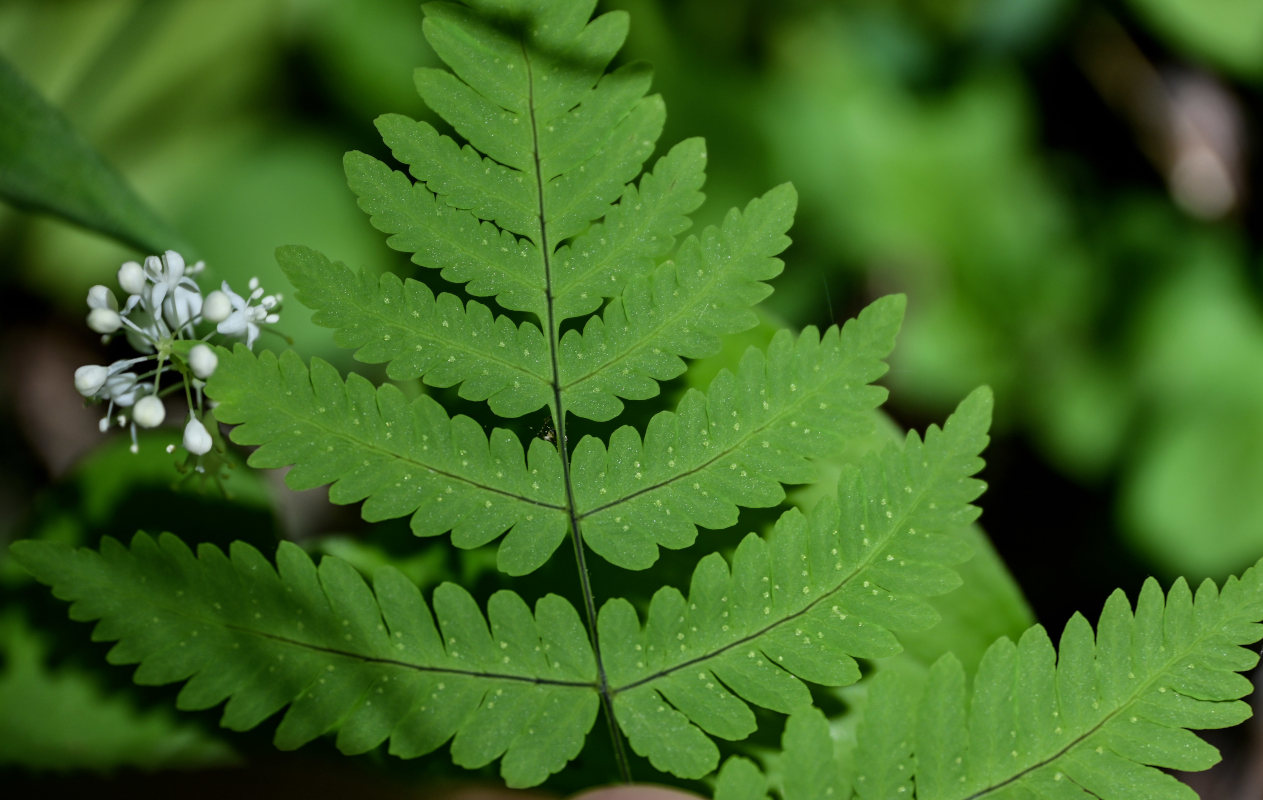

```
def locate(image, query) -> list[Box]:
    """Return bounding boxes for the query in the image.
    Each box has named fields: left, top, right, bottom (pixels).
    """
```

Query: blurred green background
left=2, top=0, right=1262, bottom=795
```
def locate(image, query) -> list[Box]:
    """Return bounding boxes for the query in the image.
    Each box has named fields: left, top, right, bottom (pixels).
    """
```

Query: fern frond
left=571, top=294, right=906, bottom=570
left=8, top=532, right=599, bottom=788
left=559, top=183, right=796, bottom=421
left=206, top=346, right=568, bottom=575
left=911, top=561, right=1263, bottom=800
left=596, top=388, right=990, bottom=776
left=346, top=0, right=662, bottom=321
left=718, top=559, right=1263, bottom=800
left=277, top=245, right=552, bottom=418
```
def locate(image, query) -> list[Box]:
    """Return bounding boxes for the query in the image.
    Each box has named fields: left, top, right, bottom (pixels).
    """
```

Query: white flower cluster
left=74, top=250, right=281, bottom=459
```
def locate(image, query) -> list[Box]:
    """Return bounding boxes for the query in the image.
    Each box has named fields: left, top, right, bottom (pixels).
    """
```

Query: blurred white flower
left=182, top=415, right=213, bottom=455
left=74, top=365, right=109, bottom=396
left=118, top=260, right=147, bottom=296
left=189, top=344, right=218, bottom=379
left=133, top=395, right=166, bottom=428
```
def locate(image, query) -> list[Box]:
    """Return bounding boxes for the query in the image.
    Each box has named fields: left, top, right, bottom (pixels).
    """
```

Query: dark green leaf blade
left=0, top=54, right=188, bottom=254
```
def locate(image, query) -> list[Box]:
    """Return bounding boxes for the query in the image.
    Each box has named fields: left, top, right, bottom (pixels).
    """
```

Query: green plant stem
left=525, top=43, right=633, bottom=784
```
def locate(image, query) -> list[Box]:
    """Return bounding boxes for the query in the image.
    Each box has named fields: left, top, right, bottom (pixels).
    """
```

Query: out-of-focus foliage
left=0, top=610, right=237, bottom=771
left=1125, top=0, right=1263, bottom=78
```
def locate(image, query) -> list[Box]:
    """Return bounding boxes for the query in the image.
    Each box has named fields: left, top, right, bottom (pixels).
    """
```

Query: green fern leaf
left=781, top=708, right=851, bottom=800
left=910, top=562, right=1263, bottom=800
left=550, top=137, right=707, bottom=323
left=345, top=1, right=660, bottom=321
left=713, top=709, right=847, bottom=800
left=714, top=756, right=771, bottom=800
left=572, top=294, right=907, bottom=570
left=8, top=532, right=598, bottom=788
left=206, top=346, right=568, bottom=575
left=558, top=182, right=796, bottom=421
left=277, top=245, right=552, bottom=417
left=597, top=388, right=990, bottom=776
left=850, top=665, right=919, bottom=798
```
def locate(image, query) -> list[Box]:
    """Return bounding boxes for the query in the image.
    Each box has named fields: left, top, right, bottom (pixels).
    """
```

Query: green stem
left=523, top=40, right=633, bottom=785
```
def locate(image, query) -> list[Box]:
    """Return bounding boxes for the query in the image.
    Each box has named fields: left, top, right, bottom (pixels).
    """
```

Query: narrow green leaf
left=910, top=558, right=1263, bottom=799
left=0, top=54, right=188, bottom=253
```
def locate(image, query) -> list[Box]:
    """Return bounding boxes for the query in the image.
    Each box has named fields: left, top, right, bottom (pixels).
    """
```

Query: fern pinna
left=11, top=0, right=1263, bottom=796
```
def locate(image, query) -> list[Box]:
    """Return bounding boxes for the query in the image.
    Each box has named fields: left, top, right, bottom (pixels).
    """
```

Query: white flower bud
left=74, top=365, right=109, bottom=396
left=87, top=307, right=122, bottom=334
left=87, top=284, right=117, bottom=310
left=202, top=289, right=233, bottom=323
left=182, top=415, right=213, bottom=455
left=189, top=344, right=218, bottom=379
left=133, top=395, right=166, bottom=428
left=118, top=261, right=147, bottom=295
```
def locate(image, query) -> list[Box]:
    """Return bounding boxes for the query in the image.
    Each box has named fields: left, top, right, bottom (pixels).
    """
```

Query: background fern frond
left=9, top=532, right=599, bottom=788
left=595, top=388, right=991, bottom=776
left=278, top=244, right=552, bottom=417
left=570, top=294, right=906, bottom=570
left=559, top=183, right=796, bottom=421
left=206, top=346, right=568, bottom=575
